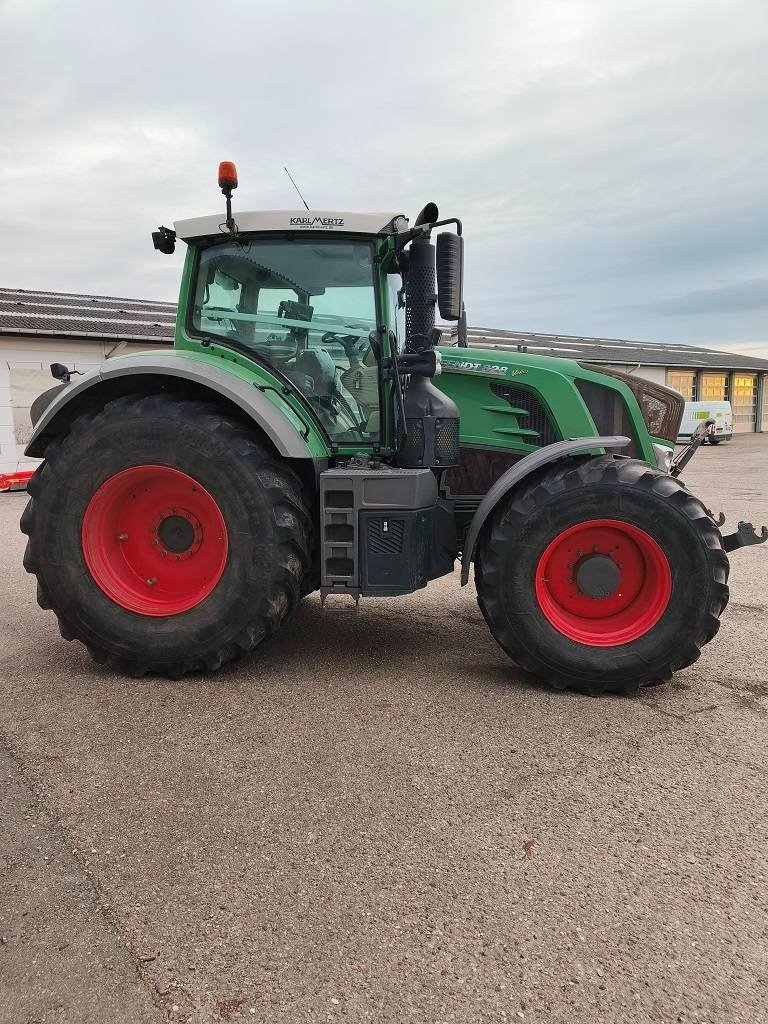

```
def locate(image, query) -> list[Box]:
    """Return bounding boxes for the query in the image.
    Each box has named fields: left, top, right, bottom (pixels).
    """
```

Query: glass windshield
left=192, top=237, right=380, bottom=443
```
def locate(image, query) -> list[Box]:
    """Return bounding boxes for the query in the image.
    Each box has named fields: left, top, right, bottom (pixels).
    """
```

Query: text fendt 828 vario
left=21, top=164, right=767, bottom=694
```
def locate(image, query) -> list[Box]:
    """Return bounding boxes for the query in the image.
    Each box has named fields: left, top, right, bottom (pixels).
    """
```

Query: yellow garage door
left=699, top=373, right=728, bottom=401
left=732, top=374, right=757, bottom=433
left=666, top=370, right=697, bottom=399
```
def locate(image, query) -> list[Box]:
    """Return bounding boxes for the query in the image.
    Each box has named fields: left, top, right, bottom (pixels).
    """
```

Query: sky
left=1, top=0, right=766, bottom=355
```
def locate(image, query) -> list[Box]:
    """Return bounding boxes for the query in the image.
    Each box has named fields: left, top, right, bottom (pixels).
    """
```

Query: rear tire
left=475, top=457, right=729, bottom=695
left=21, top=394, right=311, bottom=676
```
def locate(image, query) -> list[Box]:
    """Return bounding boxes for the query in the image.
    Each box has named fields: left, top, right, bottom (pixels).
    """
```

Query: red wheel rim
left=534, top=518, right=672, bottom=646
left=81, top=465, right=228, bottom=616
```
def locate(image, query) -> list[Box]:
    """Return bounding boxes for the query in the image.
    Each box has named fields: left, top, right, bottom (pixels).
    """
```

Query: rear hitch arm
left=722, top=521, right=768, bottom=553
left=670, top=419, right=714, bottom=477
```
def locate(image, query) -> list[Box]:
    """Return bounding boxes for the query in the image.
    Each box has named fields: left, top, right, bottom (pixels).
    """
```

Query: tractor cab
left=171, top=197, right=466, bottom=462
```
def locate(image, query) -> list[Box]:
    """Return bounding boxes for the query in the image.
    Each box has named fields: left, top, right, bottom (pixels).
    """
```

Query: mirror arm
left=457, top=306, right=468, bottom=347
left=430, top=216, right=463, bottom=236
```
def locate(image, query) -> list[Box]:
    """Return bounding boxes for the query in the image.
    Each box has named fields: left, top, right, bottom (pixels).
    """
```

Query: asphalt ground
left=1, top=436, right=767, bottom=1024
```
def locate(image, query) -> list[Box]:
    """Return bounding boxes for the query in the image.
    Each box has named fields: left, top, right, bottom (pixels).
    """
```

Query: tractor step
left=319, top=460, right=437, bottom=600
left=319, top=592, right=361, bottom=612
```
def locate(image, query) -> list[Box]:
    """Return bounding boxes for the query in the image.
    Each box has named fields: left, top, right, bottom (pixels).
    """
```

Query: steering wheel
left=321, top=331, right=369, bottom=367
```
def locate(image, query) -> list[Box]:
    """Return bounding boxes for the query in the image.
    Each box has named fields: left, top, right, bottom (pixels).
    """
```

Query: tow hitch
left=721, top=520, right=768, bottom=553
left=671, top=423, right=767, bottom=553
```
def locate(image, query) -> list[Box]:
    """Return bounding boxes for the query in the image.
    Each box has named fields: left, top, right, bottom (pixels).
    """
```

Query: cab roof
left=174, top=210, right=407, bottom=241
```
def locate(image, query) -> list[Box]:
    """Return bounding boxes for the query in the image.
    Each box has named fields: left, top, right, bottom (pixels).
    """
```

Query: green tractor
left=21, top=163, right=766, bottom=694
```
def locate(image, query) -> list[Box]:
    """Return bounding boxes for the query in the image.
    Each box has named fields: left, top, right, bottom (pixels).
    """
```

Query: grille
left=434, top=418, right=460, bottom=465
left=399, top=418, right=425, bottom=463
left=489, top=382, right=557, bottom=446
left=368, top=518, right=405, bottom=555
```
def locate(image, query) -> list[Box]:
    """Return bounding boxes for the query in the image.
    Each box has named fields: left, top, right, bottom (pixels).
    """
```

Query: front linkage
left=674, top=421, right=767, bottom=553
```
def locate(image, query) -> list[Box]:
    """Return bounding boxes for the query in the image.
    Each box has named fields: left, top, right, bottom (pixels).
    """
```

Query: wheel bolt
left=117, top=533, right=128, bottom=541
left=146, top=577, right=157, bottom=586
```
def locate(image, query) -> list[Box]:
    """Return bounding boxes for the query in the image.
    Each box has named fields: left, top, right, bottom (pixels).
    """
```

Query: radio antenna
left=284, top=166, right=310, bottom=210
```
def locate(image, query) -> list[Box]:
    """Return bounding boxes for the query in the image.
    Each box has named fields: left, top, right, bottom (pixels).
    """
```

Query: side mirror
left=435, top=232, right=463, bottom=321
left=50, top=362, right=71, bottom=382
left=152, top=226, right=176, bottom=254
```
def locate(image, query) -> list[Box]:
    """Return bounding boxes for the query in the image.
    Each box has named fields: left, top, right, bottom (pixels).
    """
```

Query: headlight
left=652, top=442, right=674, bottom=473
left=578, top=364, right=684, bottom=443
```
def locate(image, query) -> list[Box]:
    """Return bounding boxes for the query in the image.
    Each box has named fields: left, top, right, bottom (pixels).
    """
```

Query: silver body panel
left=174, top=210, right=406, bottom=241
left=25, top=351, right=313, bottom=460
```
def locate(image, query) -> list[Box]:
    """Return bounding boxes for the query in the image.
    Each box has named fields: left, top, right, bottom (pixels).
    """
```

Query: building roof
left=446, top=326, right=768, bottom=373
left=2, top=286, right=767, bottom=373
left=0, top=287, right=175, bottom=343
left=174, top=210, right=406, bottom=241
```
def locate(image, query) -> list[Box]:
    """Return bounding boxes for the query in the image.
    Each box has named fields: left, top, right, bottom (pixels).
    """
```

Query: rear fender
left=459, top=435, right=631, bottom=585
left=25, top=351, right=314, bottom=460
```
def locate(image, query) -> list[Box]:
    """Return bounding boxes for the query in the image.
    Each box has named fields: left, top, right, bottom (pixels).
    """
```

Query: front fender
left=459, top=435, right=631, bottom=585
left=25, top=351, right=315, bottom=460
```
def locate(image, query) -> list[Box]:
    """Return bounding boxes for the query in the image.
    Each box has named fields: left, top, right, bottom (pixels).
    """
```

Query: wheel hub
left=153, top=509, right=201, bottom=558
left=575, top=553, right=621, bottom=598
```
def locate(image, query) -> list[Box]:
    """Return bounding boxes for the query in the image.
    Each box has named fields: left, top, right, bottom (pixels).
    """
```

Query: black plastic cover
left=436, top=233, right=463, bottom=321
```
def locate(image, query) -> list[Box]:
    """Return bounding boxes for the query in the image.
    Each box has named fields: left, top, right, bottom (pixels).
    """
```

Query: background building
left=2, top=286, right=767, bottom=487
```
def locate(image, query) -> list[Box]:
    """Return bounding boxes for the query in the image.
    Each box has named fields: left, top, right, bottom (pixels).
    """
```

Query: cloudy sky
left=1, top=0, right=766, bottom=353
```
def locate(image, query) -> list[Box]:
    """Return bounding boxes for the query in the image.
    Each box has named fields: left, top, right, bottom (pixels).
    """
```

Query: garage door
left=760, top=376, right=768, bottom=432
left=699, top=373, right=728, bottom=401
left=666, top=370, right=697, bottom=399
left=732, top=373, right=757, bottom=433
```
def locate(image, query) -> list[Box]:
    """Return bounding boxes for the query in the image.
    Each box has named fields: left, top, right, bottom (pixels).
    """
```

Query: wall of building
left=0, top=336, right=161, bottom=481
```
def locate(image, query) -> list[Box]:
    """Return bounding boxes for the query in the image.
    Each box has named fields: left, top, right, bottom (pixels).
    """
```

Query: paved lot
left=1, top=436, right=767, bottom=1024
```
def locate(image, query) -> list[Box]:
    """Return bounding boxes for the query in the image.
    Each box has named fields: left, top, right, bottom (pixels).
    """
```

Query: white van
left=677, top=400, right=733, bottom=445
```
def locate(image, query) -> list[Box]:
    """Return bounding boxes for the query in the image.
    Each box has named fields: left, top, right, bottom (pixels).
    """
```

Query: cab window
left=191, top=238, right=380, bottom=444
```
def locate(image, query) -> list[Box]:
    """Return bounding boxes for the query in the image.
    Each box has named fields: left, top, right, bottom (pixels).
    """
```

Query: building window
left=666, top=370, right=697, bottom=400
left=731, top=373, right=757, bottom=432
left=699, top=373, right=729, bottom=401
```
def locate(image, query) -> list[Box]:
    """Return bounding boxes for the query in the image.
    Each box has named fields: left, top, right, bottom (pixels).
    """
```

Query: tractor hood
left=436, top=343, right=680, bottom=461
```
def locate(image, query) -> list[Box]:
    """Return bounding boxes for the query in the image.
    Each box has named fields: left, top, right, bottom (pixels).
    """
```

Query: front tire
left=475, top=457, right=729, bottom=695
left=21, top=394, right=311, bottom=676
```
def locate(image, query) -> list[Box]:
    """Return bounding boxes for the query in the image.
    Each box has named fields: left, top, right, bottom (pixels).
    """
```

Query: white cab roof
left=174, top=210, right=407, bottom=241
